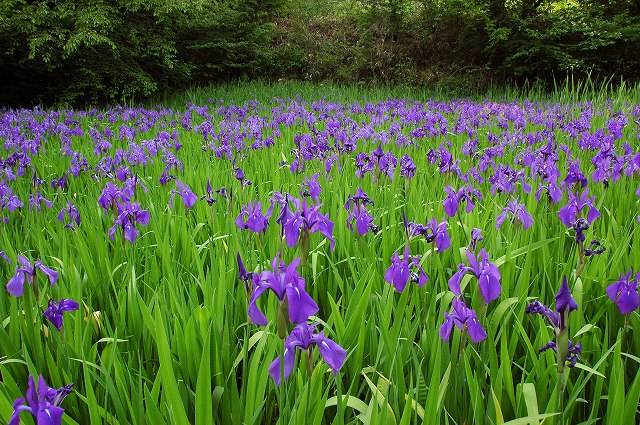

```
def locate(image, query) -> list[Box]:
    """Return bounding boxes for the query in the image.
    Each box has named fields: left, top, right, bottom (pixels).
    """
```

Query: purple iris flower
left=538, top=340, right=583, bottom=368
left=583, top=239, right=605, bottom=256
left=469, top=228, right=483, bottom=251
left=407, top=218, right=450, bottom=252
left=0, top=251, right=9, bottom=263
left=235, top=167, right=252, bottom=187
left=98, top=182, right=130, bottom=215
left=248, top=255, right=318, bottom=326
left=606, top=270, right=640, bottom=314
left=384, top=247, right=428, bottom=292
left=108, top=201, right=150, bottom=244
left=561, top=158, right=588, bottom=190
left=42, top=298, right=79, bottom=330
left=9, top=375, right=73, bottom=425
left=201, top=181, right=217, bottom=206
left=235, top=201, right=274, bottom=233
left=237, top=253, right=253, bottom=294
left=526, top=276, right=580, bottom=368
left=535, top=180, right=563, bottom=204
left=558, top=189, right=600, bottom=228
left=346, top=204, right=376, bottom=235
left=57, top=202, right=81, bottom=230
left=169, top=180, right=197, bottom=212
left=526, top=276, right=577, bottom=336
left=283, top=199, right=335, bottom=251
left=29, top=192, right=53, bottom=212
left=439, top=298, right=487, bottom=344
left=496, top=198, right=534, bottom=230
left=354, top=152, right=375, bottom=179
left=448, top=249, right=501, bottom=304
left=268, top=322, right=346, bottom=387
left=345, top=189, right=377, bottom=235
left=299, top=173, right=322, bottom=202
left=6, top=256, right=59, bottom=297
left=399, top=154, right=417, bottom=179
left=442, top=185, right=482, bottom=217
left=50, top=173, right=68, bottom=190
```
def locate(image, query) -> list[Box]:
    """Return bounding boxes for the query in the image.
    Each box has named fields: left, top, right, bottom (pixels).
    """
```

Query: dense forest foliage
left=1, top=0, right=640, bottom=106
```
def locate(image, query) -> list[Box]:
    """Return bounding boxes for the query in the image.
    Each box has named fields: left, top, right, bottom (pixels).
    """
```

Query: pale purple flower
left=108, top=201, right=150, bottom=244
left=235, top=201, right=274, bottom=233
left=57, top=202, right=81, bottom=230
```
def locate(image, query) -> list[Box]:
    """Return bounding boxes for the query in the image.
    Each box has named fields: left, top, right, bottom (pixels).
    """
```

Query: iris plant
left=384, top=247, right=428, bottom=292
left=526, top=276, right=581, bottom=389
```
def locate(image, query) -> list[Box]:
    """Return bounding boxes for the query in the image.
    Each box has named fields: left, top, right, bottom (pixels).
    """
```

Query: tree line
left=1, top=0, right=639, bottom=106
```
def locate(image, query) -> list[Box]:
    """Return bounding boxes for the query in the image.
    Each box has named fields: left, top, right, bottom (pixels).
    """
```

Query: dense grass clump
left=1, top=83, right=640, bottom=424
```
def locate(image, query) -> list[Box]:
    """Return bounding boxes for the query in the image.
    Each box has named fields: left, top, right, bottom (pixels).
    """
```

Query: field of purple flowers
left=1, top=83, right=640, bottom=424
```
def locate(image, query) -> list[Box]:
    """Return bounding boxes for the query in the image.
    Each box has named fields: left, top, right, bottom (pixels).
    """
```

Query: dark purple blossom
left=9, top=375, right=73, bottom=425
left=268, top=322, right=346, bottom=386
left=538, top=340, right=582, bottom=368
left=448, top=249, right=501, bottom=304
left=282, top=199, right=335, bottom=251
left=345, top=189, right=377, bottom=235
left=469, top=228, right=483, bottom=251
left=399, top=154, right=416, bottom=178
left=42, top=298, right=79, bottom=330
left=439, top=298, right=487, bottom=344
left=235, top=167, right=252, bottom=187
left=526, top=276, right=577, bottom=335
left=606, top=270, right=640, bottom=314
left=558, top=189, right=600, bottom=228
left=384, top=247, right=428, bottom=292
